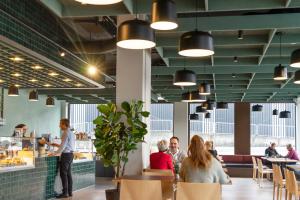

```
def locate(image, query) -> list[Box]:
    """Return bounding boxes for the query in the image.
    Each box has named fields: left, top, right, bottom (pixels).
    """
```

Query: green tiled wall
left=0, top=157, right=95, bottom=200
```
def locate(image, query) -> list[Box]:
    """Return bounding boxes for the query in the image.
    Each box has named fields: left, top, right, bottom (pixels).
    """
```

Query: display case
left=73, top=139, right=95, bottom=163
left=0, top=137, right=35, bottom=172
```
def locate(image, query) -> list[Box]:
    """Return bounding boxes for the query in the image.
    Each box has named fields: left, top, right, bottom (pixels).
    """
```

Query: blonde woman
left=180, top=135, right=230, bottom=184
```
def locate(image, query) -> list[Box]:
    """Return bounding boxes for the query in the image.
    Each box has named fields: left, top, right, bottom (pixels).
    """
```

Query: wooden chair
left=252, top=156, right=258, bottom=181
left=143, top=169, right=174, bottom=176
left=272, top=164, right=286, bottom=200
left=120, top=179, right=163, bottom=200
left=176, top=182, right=221, bottom=200
left=286, top=170, right=300, bottom=200
left=257, top=158, right=273, bottom=187
left=285, top=169, right=291, bottom=200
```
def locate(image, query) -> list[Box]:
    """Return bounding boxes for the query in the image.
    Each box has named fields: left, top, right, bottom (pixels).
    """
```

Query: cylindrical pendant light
left=196, top=105, right=206, bottom=113
left=199, top=82, right=211, bottom=95
left=272, top=109, right=279, bottom=115
left=117, top=19, right=155, bottom=49
left=29, top=90, right=38, bottom=101
left=151, top=0, right=177, bottom=30
left=294, top=70, right=300, bottom=84
left=189, top=113, right=199, bottom=120
left=46, top=96, right=55, bottom=107
left=279, top=110, right=291, bottom=118
left=8, top=85, right=19, bottom=96
left=181, top=91, right=206, bottom=102
left=75, top=0, right=122, bottom=4
left=252, top=104, right=263, bottom=112
left=273, top=64, right=288, bottom=80
left=203, top=100, right=215, bottom=110
left=205, top=112, right=211, bottom=119
left=290, top=49, right=300, bottom=68
left=173, top=69, right=196, bottom=86
left=179, top=30, right=214, bottom=57
left=216, top=102, right=228, bottom=109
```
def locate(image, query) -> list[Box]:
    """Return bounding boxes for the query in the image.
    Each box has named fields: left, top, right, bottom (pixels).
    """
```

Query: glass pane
left=189, top=103, right=235, bottom=155
left=150, top=104, right=174, bottom=152
left=250, top=103, right=296, bottom=155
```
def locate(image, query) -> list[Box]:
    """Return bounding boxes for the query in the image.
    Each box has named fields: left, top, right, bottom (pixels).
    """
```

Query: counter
left=0, top=156, right=95, bottom=200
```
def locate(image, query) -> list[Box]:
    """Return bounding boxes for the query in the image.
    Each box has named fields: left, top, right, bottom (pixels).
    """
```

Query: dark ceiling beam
left=40, top=0, right=63, bottom=17
left=267, top=74, right=295, bottom=102
left=37, top=88, right=115, bottom=95
left=65, top=39, right=116, bottom=54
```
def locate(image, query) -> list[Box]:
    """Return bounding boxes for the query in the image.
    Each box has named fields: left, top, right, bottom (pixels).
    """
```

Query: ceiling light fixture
left=63, top=78, right=72, bottom=82
left=203, top=100, right=215, bottom=110
left=290, top=49, right=300, bottom=68
left=59, top=51, right=66, bottom=57
left=279, top=110, right=291, bottom=119
left=46, top=96, right=55, bottom=107
left=216, top=102, right=228, bottom=109
left=74, top=0, right=122, bottom=5
left=75, top=83, right=83, bottom=87
left=87, top=65, right=98, bottom=76
left=12, top=73, right=22, bottom=77
left=8, top=85, right=19, bottom=96
left=273, top=32, right=288, bottom=81
left=199, top=82, right=211, bottom=95
left=294, top=70, right=300, bottom=84
left=151, top=0, right=178, bottom=30
left=189, top=113, right=199, bottom=120
left=29, top=90, right=38, bottom=101
left=48, top=72, right=59, bottom=76
left=272, top=109, right=279, bottom=115
left=10, top=57, right=23, bottom=62
left=238, top=30, right=243, bottom=40
left=233, top=56, right=238, bottom=63
left=195, top=105, right=207, bottom=113
left=29, top=79, right=38, bottom=82
left=31, top=65, right=43, bottom=70
left=0, top=79, right=4, bottom=83
left=44, top=84, right=52, bottom=87
left=205, top=112, right=211, bottom=119
left=252, top=104, right=263, bottom=112
left=173, top=69, right=196, bottom=86
left=181, top=91, right=206, bottom=102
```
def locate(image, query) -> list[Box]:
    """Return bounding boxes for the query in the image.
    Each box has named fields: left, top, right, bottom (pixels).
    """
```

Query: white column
left=173, top=102, right=189, bottom=152
left=295, top=97, right=300, bottom=151
left=116, top=46, right=151, bottom=175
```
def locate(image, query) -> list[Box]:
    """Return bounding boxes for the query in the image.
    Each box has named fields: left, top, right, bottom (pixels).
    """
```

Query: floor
left=62, top=177, right=274, bottom=200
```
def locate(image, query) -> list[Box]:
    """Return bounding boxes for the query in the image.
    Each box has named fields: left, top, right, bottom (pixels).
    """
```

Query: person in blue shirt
left=49, top=118, right=75, bottom=199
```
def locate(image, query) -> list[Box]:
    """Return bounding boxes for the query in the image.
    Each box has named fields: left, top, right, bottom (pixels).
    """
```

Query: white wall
left=174, top=102, right=189, bottom=152
left=0, top=89, right=63, bottom=137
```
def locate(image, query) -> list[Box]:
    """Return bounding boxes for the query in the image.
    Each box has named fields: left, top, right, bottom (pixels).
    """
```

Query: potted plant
left=93, top=100, right=150, bottom=200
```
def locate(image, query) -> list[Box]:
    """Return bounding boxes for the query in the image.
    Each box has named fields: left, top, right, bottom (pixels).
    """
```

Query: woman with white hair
left=285, top=144, right=299, bottom=160
left=150, top=140, right=174, bottom=172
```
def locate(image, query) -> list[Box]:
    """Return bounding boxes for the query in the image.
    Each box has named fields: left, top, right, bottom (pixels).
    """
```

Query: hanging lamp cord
left=195, top=0, right=198, bottom=30
left=135, top=0, right=138, bottom=19
left=279, top=32, right=282, bottom=64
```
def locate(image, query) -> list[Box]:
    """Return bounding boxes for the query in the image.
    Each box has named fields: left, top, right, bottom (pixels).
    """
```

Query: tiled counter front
left=0, top=157, right=95, bottom=200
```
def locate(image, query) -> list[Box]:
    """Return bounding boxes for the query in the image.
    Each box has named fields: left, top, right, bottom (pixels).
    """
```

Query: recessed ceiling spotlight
left=48, top=72, right=59, bottom=76
left=63, top=78, right=72, bottom=82
left=44, top=84, right=52, bottom=87
left=87, top=65, right=98, bottom=76
left=233, top=56, right=238, bottom=63
left=15, top=84, right=21, bottom=87
left=238, top=30, right=243, bottom=40
left=232, top=73, right=236, bottom=78
left=0, top=79, right=5, bottom=83
left=75, top=83, right=83, bottom=87
left=291, top=43, right=297, bottom=45
left=59, top=51, right=66, bottom=57
left=29, top=79, right=38, bottom=82
left=75, top=0, right=122, bottom=5
left=31, top=65, right=43, bottom=70
left=12, top=73, right=22, bottom=77
left=0, top=67, right=3, bottom=70
left=10, top=57, right=23, bottom=62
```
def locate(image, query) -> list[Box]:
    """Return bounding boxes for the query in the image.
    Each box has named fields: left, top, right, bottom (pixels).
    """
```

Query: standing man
left=167, top=137, right=186, bottom=174
left=49, top=118, right=75, bottom=199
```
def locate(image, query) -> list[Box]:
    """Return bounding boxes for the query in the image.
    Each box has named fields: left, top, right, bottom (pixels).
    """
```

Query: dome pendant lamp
left=205, top=112, right=211, bottom=119
left=252, top=104, right=263, bottom=112
left=294, top=70, right=300, bottom=84
left=273, top=109, right=279, bottom=115
left=189, top=113, right=199, bottom=120
left=8, top=85, right=19, bottom=96
left=181, top=91, right=206, bottom=102
left=29, top=90, right=38, bottom=101
left=290, top=49, right=300, bottom=68
left=273, top=33, right=288, bottom=80
left=173, top=69, right=196, bottom=86
left=75, top=0, right=122, bottom=5
left=216, top=102, right=228, bottom=109
left=279, top=110, right=291, bottom=119
left=199, top=82, right=211, bottom=95
left=46, top=96, right=55, bottom=107
left=195, top=105, right=206, bottom=113
left=151, top=0, right=178, bottom=30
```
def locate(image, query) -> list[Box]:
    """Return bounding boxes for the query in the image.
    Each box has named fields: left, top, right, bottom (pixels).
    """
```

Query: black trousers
left=60, top=153, right=74, bottom=195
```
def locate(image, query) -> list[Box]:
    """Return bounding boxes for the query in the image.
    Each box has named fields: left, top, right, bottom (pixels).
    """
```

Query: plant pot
left=105, top=188, right=119, bottom=200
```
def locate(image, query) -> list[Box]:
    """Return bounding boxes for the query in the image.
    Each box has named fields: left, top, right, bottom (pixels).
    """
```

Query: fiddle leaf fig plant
left=93, top=100, right=150, bottom=178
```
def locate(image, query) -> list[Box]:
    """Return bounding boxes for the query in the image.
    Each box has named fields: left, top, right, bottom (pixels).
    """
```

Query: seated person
left=167, top=136, right=186, bottom=173
left=150, top=140, right=174, bottom=172
left=204, top=141, right=221, bottom=161
left=285, top=144, right=299, bottom=160
left=180, top=135, right=231, bottom=184
left=265, top=143, right=280, bottom=157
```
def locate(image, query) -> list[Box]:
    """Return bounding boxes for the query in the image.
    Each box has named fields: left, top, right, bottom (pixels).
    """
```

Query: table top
left=119, top=175, right=175, bottom=181
left=261, top=157, right=298, bottom=163
left=287, top=164, right=300, bottom=171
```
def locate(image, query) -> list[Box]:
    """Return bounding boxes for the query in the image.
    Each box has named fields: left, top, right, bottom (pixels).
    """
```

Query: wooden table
left=286, top=164, right=300, bottom=171
left=261, top=157, right=298, bottom=164
left=120, top=175, right=175, bottom=181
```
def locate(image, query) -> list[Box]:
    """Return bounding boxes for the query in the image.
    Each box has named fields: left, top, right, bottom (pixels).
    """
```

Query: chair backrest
left=256, top=158, right=263, bottom=173
left=143, top=169, right=174, bottom=176
left=272, top=164, right=278, bottom=183
left=276, top=165, right=284, bottom=186
left=285, top=168, right=291, bottom=192
left=289, top=170, right=299, bottom=196
left=120, top=179, right=163, bottom=200
left=252, top=156, right=257, bottom=168
left=176, top=182, right=221, bottom=200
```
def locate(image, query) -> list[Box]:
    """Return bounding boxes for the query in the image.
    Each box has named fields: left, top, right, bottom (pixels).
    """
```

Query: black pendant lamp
left=199, top=82, right=211, bottom=95
left=252, top=104, right=263, bottom=112
left=195, top=105, right=206, bottom=113
left=273, top=109, right=279, bottom=115
left=181, top=91, right=206, bottom=102
left=216, top=102, right=228, bottom=109
left=75, top=0, right=122, bottom=5
left=203, top=100, right=215, bottom=110
left=274, top=64, right=288, bottom=80
left=294, top=70, right=300, bottom=84
left=189, top=113, right=199, bottom=120
left=46, top=96, right=55, bottom=107
left=279, top=110, right=291, bottom=118
left=8, top=85, right=19, bottom=96
left=117, top=19, right=155, bottom=49
left=173, top=69, right=196, bottom=86
left=151, top=0, right=177, bottom=30
left=205, top=112, right=211, bottom=119
left=29, top=90, right=38, bottom=101
left=290, top=49, right=300, bottom=68
left=179, top=31, right=214, bottom=57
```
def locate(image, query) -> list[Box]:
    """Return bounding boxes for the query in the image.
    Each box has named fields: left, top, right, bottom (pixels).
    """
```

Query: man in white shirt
left=167, top=136, right=186, bottom=174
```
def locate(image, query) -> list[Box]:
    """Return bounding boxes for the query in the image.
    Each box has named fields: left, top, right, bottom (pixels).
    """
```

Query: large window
left=149, top=104, right=174, bottom=152
left=189, top=103, right=235, bottom=155
left=251, top=103, right=296, bottom=155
